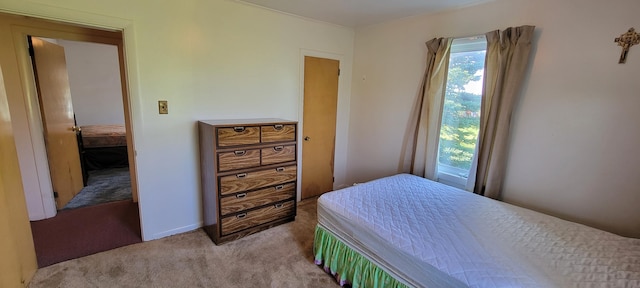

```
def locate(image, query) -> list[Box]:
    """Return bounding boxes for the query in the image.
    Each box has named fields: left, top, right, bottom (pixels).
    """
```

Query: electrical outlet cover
left=158, top=100, right=168, bottom=114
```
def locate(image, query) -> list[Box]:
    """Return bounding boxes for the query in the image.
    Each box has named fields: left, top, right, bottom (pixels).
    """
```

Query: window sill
left=437, top=171, right=467, bottom=190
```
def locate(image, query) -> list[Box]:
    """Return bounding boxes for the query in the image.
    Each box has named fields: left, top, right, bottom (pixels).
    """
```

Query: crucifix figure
left=615, top=28, right=640, bottom=64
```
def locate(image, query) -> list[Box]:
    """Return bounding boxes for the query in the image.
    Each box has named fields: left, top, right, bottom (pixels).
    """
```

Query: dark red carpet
left=30, top=200, right=142, bottom=267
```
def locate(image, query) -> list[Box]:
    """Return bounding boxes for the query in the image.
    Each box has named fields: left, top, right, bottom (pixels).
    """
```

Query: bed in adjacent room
left=314, top=174, right=640, bottom=287
left=78, top=124, right=129, bottom=171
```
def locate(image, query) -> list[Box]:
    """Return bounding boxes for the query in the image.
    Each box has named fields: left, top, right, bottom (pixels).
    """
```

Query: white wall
left=348, top=0, right=640, bottom=237
left=0, top=0, right=354, bottom=240
left=59, top=39, right=125, bottom=126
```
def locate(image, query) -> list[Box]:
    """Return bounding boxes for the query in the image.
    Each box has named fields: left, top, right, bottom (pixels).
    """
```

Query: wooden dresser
left=198, top=119, right=298, bottom=244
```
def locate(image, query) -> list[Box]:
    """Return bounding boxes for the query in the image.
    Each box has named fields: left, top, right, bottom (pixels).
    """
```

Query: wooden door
left=0, top=61, right=38, bottom=288
left=301, top=56, right=339, bottom=199
left=29, top=36, right=84, bottom=209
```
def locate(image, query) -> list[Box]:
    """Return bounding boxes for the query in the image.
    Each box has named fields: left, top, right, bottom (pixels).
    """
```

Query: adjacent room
left=1, top=24, right=138, bottom=218
left=10, top=33, right=142, bottom=267
left=1, top=0, right=638, bottom=287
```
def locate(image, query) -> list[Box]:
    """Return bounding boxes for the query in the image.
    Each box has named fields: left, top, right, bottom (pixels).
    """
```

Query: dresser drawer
left=261, top=145, right=295, bottom=166
left=219, top=165, right=297, bottom=196
left=220, top=183, right=295, bottom=216
left=221, top=200, right=295, bottom=235
left=217, top=126, right=260, bottom=147
left=261, top=124, right=295, bottom=143
left=218, top=149, right=260, bottom=172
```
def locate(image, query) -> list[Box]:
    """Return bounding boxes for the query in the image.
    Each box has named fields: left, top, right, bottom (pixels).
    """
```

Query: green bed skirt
left=313, top=225, right=409, bottom=288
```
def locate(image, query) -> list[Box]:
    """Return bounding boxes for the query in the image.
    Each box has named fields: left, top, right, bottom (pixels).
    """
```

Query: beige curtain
left=474, top=25, right=536, bottom=198
left=408, top=37, right=452, bottom=180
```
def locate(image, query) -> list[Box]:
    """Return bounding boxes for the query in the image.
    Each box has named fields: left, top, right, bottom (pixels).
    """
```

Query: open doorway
left=27, top=33, right=142, bottom=268
left=29, top=37, right=133, bottom=211
left=0, top=13, right=141, bottom=267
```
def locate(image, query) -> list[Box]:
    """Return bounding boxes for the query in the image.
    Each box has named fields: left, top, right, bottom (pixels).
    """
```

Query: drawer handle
left=235, top=193, right=247, bottom=199
left=274, top=203, right=284, bottom=209
left=274, top=124, right=284, bottom=130
left=273, top=146, right=284, bottom=152
left=236, top=213, right=247, bottom=219
left=236, top=173, right=247, bottom=178
left=234, top=150, right=246, bottom=156
left=233, top=126, right=245, bottom=132
left=275, top=167, right=285, bottom=172
left=275, top=185, right=284, bottom=190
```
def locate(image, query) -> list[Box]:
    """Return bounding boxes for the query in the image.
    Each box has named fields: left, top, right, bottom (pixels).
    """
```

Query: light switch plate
left=158, top=100, right=168, bottom=114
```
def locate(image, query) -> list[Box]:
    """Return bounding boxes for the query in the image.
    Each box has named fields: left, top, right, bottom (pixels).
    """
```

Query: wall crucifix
left=614, top=28, right=640, bottom=64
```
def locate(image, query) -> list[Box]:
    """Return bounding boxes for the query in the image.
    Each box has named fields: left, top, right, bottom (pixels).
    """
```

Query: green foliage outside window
left=438, top=51, right=485, bottom=171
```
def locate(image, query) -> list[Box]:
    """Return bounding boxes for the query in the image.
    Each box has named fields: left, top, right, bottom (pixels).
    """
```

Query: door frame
left=297, top=49, right=350, bottom=201
left=0, top=12, right=141, bottom=228
left=13, top=21, right=137, bottom=215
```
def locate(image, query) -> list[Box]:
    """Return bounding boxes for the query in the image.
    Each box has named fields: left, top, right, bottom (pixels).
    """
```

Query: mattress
left=317, top=174, right=640, bottom=287
left=81, top=124, right=127, bottom=148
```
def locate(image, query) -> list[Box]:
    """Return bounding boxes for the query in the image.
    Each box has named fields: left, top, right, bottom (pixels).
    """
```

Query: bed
left=314, top=174, right=640, bottom=287
left=78, top=124, right=129, bottom=172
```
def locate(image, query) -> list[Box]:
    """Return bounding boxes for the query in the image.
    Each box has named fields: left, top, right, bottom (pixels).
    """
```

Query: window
left=437, top=36, right=486, bottom=189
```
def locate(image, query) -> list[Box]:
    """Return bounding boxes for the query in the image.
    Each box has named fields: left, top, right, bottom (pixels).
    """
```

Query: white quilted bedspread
left=317, top=174, right=640, bottom=287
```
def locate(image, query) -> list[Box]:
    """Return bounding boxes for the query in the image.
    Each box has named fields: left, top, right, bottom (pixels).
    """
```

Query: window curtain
left=409, top=37, right=452, bottom=180
left=473, top=25, right=536, bottom=198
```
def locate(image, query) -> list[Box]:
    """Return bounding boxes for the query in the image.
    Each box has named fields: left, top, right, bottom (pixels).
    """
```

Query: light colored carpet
left=29, top=198, right=338, bottom=288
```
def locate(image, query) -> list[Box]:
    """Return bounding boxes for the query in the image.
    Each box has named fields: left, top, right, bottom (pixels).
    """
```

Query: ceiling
left=238, top=0, right=492, bottom=27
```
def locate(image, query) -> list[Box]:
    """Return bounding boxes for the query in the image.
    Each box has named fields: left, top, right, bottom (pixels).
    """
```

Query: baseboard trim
left=147, top=222, right=203, bottom=241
